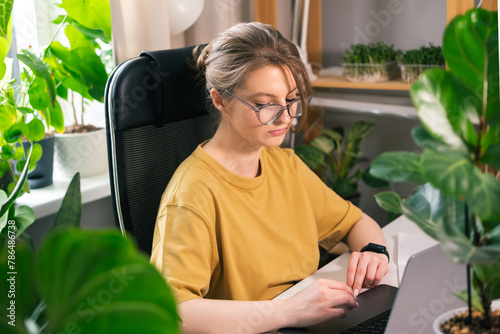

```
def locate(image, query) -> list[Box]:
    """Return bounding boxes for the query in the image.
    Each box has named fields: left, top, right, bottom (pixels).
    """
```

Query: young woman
left=150, top=22, right=388, bottom=333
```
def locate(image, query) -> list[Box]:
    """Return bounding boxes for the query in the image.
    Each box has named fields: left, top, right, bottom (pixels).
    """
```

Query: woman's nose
left=274, top=107, right=291, bottom=124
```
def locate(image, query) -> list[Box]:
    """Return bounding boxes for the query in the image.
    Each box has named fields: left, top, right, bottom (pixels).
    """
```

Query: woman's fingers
left=288, top=279, right=359, bottom=327
left=347, top=252, right=389, bottom=293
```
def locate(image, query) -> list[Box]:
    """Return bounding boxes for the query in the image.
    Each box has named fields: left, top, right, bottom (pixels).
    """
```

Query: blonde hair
left=193, top=22, right=311, bottom=132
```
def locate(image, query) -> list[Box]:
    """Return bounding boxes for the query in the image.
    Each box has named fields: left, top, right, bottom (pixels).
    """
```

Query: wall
left=321, top=0, right=447, bottom=67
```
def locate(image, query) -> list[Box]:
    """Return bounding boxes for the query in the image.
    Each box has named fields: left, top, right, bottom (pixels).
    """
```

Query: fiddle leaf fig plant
left=369, top=8, right=499, bottom=331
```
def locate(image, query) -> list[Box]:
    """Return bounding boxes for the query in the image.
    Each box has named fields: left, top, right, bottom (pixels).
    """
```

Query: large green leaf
left=332, top=178, right=358, bottom=199
left=369, top=151, right=425, bottom=184
left=454, top=289, right=484, bottom=313
left=0, top=0, right=13, bottom=66
left=38, top=229, right=179, bottom=334
left=44, top=51, right=93, bottom=101
left=344, top=121, right=374, bottom=149
left=475, top=262, right=500, bottom=300
left=50, top=101, right=65, bottom=133
left=17, top=49, right=56, bottom=108
left=4, top=123, right=24, bottom=143
left=479, top=124, right=500, bottom=169
left=310, top=135, right=335, bottom=155
left=12, top=205, right=36, bottom=238
left=421, top=149, right=479, bottom=196
left=402, top=183, right=465, bottom=241
left=24, top=119, right=45, bottom=142
left=294, top=145, right=324, bottom=170
left=49, top=30, right=108, bottom=102
left=410, top=69, right=474, bottom=151
left=411, top=125, right=450, bottom=152
left=486, top=224, right=500, bottom=244
left=0, top=235, right=38, bottom=332
left=438, top=207, right=500, bottom=265
left=0, top=0, right=13, bottom=40
left=465, top=171, right=500, bottom=222
left=361, top=169, right=389, bottom=188
left=28, top=77, right=51, bottom=111
left=60, top=0, right=112, bottom=41
left=0, top=101, right=16, bottom=133
left=50, top=173, right=81, bottom=233
left=374, top=191, right=403, bottom=214
left=481, top=147, right=500, bottom=169
left=443, top=8, right=499, bottom=125
left=319, top=128, right=342, bottom=143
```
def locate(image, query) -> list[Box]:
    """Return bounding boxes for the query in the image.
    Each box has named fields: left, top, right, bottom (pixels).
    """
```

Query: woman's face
left=222, top=64, right=298, bottom=149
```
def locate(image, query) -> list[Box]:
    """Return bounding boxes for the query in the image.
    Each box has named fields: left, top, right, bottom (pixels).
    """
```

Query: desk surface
left=275, top=215, right=426, bottom=300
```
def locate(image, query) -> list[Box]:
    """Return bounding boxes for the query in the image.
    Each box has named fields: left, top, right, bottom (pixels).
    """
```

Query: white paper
left=397, top=232, right=439, bottom=284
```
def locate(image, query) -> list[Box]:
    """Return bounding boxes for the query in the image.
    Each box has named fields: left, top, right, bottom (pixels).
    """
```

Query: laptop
left=278, top=244, right=467, bottom=334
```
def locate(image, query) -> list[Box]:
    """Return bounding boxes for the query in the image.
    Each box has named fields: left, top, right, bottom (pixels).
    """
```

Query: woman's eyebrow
left=248, top=88, right=298, bottom=99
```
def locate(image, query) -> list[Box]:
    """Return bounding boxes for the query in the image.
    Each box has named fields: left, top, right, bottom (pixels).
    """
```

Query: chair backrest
left=105, top=45, right=215, bottom=255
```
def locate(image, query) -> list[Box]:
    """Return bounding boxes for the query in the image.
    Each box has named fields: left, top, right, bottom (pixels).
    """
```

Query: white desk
left=275, top=215, right=428, bottom=300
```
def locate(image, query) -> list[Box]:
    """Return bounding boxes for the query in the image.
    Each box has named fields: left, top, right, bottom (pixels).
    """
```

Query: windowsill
left=16, top=171, right=111, bottom=219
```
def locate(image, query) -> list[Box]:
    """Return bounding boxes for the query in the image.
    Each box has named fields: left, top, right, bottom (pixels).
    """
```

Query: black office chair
left=105, top=46, right=215, bottom=255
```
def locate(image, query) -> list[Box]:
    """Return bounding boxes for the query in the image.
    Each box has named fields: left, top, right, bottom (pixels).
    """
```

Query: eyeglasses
left=223, top=89, right=302, bottom=125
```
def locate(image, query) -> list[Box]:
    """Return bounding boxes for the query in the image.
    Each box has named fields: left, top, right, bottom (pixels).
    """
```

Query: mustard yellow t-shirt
left=150, top=144, right=361, bottom=304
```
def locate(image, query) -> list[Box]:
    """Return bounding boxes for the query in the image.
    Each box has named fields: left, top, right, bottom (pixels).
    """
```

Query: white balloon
left=167, top=0, right=205, bottom=35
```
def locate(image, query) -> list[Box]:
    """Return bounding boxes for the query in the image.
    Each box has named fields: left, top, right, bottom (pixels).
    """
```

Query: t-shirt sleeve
left=151, top=205, right=216, bottom=304
left=292, top=152, right=362, bottom=243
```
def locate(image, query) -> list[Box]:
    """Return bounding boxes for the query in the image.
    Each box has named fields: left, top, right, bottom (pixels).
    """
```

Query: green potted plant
left=0, top=172, right=181, bottom=334
left=369, top=8, right=499, bottom=333
left=0, top=0, right=64, bottom=190
left=398, top=44, right=445, bottom=83
left=294, top=121, right=388, bottom=202
left=44, top=0, right=112, bottom=178
left=341, top=42, right=401, bottom=83
left=15, top=48, right=65, bottom=188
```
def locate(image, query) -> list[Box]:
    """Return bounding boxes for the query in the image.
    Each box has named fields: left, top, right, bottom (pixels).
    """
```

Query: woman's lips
left=268, top=128, right=287, bottom=136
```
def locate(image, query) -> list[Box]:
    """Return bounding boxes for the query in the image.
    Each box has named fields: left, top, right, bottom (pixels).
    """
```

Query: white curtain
left=183, top=0, right=252, bottom=46
left=110, top=0, right=172, bottom=65
left=110, top=0, right=252, bottom=65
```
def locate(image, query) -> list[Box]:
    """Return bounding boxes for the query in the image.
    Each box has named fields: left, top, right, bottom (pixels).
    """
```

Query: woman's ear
left=210, top=88, right=227, bottom=113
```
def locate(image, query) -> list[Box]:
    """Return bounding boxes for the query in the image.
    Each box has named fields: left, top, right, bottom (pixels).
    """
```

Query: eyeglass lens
left=259, top=100, right=301, bottom=124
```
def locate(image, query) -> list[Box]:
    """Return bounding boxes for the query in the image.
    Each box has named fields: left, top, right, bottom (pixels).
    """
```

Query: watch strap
left=360, top=242, right=390, bottom=263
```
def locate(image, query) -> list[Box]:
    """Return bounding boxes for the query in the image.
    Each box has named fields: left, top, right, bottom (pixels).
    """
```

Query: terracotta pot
left=54, top=128, right=108, bottom=178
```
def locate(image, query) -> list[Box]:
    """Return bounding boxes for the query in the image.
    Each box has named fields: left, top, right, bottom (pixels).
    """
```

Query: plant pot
left=342, top=61, right=399, bottom=83
left=54, top=128, right=108, bottom=178
left=23, top=136, right=55, bottom=189
left=0, top=167, right=14, bottom=192
left=399, top=64, right=445, bottom=83
left=433, top=300, right=500, bottom=333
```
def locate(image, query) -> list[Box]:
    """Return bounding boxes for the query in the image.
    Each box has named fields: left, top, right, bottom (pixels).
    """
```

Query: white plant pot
left=433, top=300, right=500, bottom=333
left=54, top=128, right=108, bottom=178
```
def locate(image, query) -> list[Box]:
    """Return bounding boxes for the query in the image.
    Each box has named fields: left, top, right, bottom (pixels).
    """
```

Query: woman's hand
left=346, top=251, right=389, bottom=296
left=282, top=279, right=359, bottom=328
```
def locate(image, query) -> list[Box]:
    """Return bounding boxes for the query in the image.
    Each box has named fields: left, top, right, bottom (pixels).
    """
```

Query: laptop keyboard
left=339, top=310, right=390, bottom=334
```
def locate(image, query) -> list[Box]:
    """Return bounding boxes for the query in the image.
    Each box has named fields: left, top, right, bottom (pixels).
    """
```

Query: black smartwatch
left=360, top=243, right=390, bottom=263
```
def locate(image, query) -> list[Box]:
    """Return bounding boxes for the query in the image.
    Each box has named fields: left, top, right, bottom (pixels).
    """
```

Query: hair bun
left=192, top=43, right=210, bottom=74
